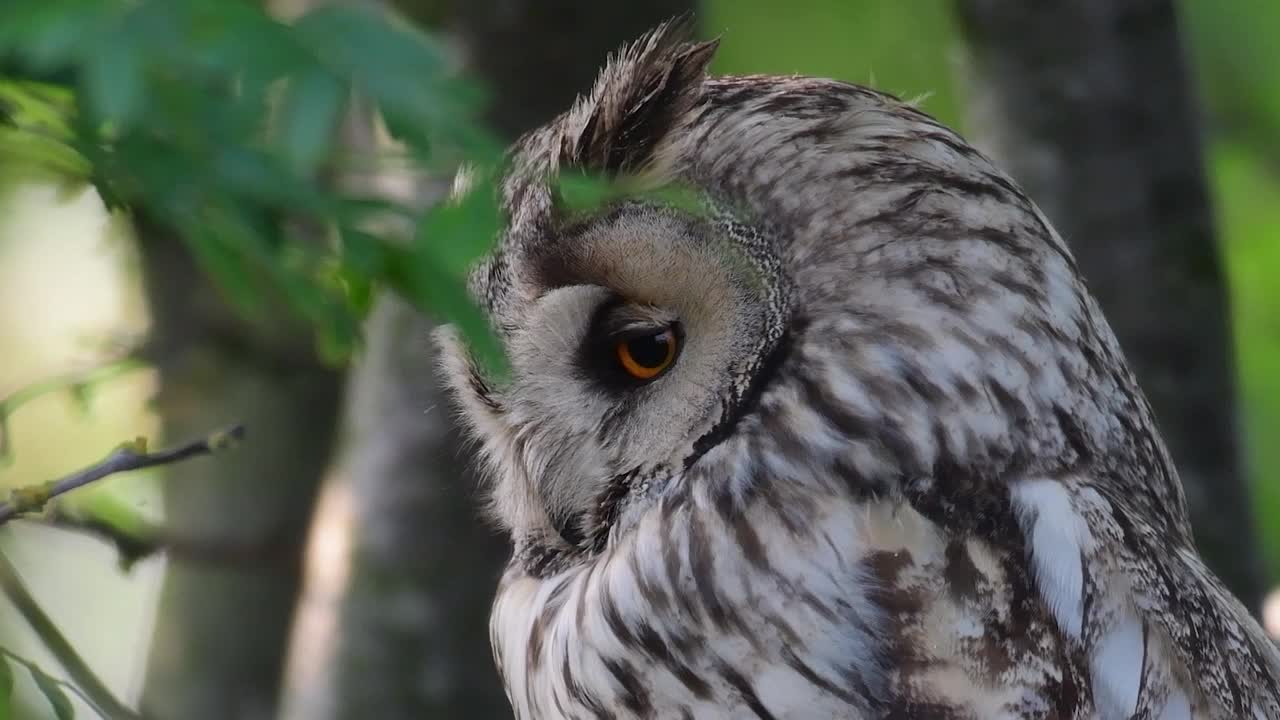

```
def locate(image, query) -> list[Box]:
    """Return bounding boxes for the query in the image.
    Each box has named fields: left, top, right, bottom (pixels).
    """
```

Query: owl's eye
left=615, top=327, right=679, bottom=381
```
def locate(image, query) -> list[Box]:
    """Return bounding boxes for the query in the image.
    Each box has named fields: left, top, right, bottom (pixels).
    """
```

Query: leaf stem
left=0, top=357, right=147, bottom=464
left=0, top=551, right=143, bottom=719
left=0, top=647, right=110, bottom=718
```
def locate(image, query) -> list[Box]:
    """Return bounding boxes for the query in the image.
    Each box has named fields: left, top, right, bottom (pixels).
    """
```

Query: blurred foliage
left=1181, top=0, right=1280, bottom=576
left=1182, top=0, right=1280, bottom=156
left=1210, top=145, right=1280, bottom=573
left=706, top=0, right=961, bottom=127
left=0, top=0, right=505, bottom=367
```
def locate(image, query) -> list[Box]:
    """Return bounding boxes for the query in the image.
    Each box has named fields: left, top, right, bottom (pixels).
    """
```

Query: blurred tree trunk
left=450, top=2, right=699, bottom=140
left=136, top=224, right=342, bottom=720
left=279, top=3, right=693, bottom=719
left=954, top=0, right=1266, bottom=609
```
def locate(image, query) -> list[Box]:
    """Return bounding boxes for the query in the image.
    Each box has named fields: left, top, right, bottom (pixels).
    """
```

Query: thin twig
left=0, top=425, right=246, bottom=526
left=0, top=549, right=145, bottom=720
left=0, top=356, right=147, bottom=463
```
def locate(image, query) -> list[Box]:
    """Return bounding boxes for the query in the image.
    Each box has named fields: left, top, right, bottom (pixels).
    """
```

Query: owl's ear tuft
left=563, top=17, right=718, bottom=176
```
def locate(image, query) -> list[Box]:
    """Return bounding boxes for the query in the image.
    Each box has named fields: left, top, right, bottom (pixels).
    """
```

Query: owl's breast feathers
left=492, top=476, right=1090, bottom=719
left=492, top=451, right=1279, bottom=719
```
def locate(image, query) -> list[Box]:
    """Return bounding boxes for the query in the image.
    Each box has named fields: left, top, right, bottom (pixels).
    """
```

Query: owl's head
left=437, top=25, right=794, bottom=570
left=438, top=21, right=1144, bottom=574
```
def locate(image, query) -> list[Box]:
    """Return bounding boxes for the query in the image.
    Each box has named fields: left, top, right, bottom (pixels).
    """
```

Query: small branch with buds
left=0, top=423, right=248, bottom=720
left=0, top=425, right=246, bottom=526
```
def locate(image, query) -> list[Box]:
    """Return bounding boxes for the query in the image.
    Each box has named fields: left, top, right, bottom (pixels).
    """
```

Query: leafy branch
left=0, top=426, right=245, bottom=526
left=0, top=0, right=508, bottom=365
left=0, top=424, right=246, bottom=719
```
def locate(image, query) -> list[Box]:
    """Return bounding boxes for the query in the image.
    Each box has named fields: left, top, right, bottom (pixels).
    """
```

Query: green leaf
left=384, top=175, right=505, bottom=372
left=0, top=127, right=89, bottom=179
left=83, top=31, right=143, bottom=128
left=62, top=496, right=156, bottom=571
left=0, top=1, right=108, bottom=71
left=185, top=222, right=262, bottom=314
left=334, top=266, right=375, bottom=319
left=337, top=228, right=393, bottom=316
left=0, top=414, right=11, bottom=465
left=291, top=3, right=497, bottom=159
left=292, top=5, right=447, bottom=91
left=67, top=383, right=94, bottom=416
left=277, top=263, right=361, bottom=362
left=415, top=179, right=500, bottom=277
left=280, top=68, right=345, bottom=175
left=554, top=172, right=706, bottom=217
left=28, top=664, right=74, bottom=720
left=340, top=228, right=391, bottom=277
left=0, top=80, right=76, bottom=133
left=211, top=147, right=321, bottom=213
left=384, top=243, right=505, bottom=376
left=0, top=656, right=13, bottom=719
left=554, top=171, right=615, bottom=214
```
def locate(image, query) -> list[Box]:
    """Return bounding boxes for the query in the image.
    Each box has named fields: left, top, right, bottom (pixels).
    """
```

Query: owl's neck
left=669, top=76, right=1183, bottom=540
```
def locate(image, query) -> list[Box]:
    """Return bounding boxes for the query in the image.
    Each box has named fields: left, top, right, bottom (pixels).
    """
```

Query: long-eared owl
left=437, top=20, right=1280, bottom=720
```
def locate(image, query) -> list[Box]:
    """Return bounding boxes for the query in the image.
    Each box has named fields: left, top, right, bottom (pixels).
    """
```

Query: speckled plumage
left=437, top=21, right=1280, bottom=719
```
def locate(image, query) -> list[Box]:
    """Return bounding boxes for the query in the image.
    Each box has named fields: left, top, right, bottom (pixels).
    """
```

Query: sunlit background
left=2, top=1, right=1279, bottom=717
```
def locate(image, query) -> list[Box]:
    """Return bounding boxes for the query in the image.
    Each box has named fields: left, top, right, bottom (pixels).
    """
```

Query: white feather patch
left=1010, top=478, right=1092, bottom=639
left=1092, top=610, right=1145, bottom=718
left=1156, top=689, right=1192, bottom=720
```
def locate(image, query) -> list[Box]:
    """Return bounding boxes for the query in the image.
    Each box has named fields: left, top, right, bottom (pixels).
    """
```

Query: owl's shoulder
left=1009, top=473, right=1280, bottom=718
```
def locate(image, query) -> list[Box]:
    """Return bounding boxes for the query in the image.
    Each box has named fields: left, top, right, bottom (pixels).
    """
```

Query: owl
left=436, top=21, right=1280, bottom=719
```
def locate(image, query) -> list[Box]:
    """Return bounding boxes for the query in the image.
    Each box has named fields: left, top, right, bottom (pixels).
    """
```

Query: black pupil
left=627, top=331, right=671, bottom=368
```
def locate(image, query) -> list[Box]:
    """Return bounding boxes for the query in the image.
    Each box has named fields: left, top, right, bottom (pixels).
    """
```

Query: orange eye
left=615, top=328, right=679, bottom=381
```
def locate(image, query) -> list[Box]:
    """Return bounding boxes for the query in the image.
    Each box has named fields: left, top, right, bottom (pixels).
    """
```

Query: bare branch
left=0, top=425, right=246, bottom=526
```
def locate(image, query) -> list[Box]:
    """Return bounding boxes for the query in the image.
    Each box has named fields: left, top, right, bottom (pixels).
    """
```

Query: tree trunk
left=287, top=291, right=513, bottom=720
left=954, top=0, right=1266, bottom=609
left=280, top=3, right=694, bottom=719
left=137, top=224, right=342, bottom=720
left=451, top=2, right=698, bottom=139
